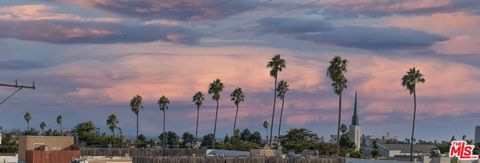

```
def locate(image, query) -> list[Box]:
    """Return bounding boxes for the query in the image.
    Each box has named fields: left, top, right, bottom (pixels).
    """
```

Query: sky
left=0, top=0, right=479, bottom=142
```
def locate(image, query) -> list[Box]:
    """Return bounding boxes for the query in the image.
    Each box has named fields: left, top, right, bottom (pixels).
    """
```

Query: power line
left=142, top=0, right=322, bottom=54
left=0, top=80, right=36, bottom=106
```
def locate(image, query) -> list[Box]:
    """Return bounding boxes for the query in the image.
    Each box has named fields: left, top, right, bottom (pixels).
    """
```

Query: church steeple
left=351, top=91, right=359, bottom=126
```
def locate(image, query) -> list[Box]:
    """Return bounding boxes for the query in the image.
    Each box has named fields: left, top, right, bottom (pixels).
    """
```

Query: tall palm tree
left=56, top=115, right=63, bottom=134
left=24, top=112, right=31, bottom=131
left=230, top=87, right=245, bottom=135
left=263, top=121, right=269, bottom=142
left=276, top=80, right=289, bottom=140
left=326, top=56, right=348, bottom=156
left=192, top=91, right=205, bottom=142
left=158, top=95, right=170, bottom=147
left=208, top=78, right=224, bottom=149
left=266, top=54, right=286, bottom=147
left=107, top=114, right=119, bottom=146
left=401, top=67, right=425, bottom=161
left=130, top=95, right=143, bottom=140
left=40, top=121, right=46, bottom=134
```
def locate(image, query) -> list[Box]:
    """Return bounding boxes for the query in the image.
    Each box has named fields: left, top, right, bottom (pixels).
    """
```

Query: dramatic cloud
left=296, top=26, right=447, bottom=50
left=251, top=18, right=447, bottom=50
left=0, top=20, right=202, bottom=44
left=254, top=17, right=332, bottom=34
left=0, top=4, right=121, bottom=22
left=0, top=4, right=203, bottom=44
left=0, top=60, right=45, bottom=70
left=308, top=0, right=480, bottom=19
left=54, top=0, right=262, bottom=21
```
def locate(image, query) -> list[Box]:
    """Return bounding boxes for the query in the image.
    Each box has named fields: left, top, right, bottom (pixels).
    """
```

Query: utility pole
left=0, top=80, right=35, bottom=105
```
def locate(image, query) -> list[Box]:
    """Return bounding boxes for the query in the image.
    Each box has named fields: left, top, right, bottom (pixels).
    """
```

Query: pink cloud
left=0, top=4, right=122, bottom=22
left=385, top=12, right=480, bottom=55
left=433, top=35, right=480, bottom=55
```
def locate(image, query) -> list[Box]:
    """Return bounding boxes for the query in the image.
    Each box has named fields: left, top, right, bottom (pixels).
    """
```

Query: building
left=379, top=143, right=435, bottom=158
left=362, top=132, right=399, bottom=146
left=475, top=126, right=480, bottom=144
left=18, top=136, right=80, bottom=163
left=349, top=91, right=361, bottom=151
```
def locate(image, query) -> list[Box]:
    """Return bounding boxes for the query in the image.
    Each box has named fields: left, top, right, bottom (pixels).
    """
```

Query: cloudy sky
left=1, top=0, right=479, bottom=141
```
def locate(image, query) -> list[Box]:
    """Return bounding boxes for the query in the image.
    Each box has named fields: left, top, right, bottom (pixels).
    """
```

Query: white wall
left=0, top=154, right=18, bottom=163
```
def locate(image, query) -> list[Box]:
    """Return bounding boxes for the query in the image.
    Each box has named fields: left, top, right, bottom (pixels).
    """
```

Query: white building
left=349, top=91, right=361, bottom=151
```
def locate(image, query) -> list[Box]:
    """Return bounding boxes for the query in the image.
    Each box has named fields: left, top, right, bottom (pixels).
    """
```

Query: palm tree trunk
left=213, top=100, right=219, bottom=149
left=410, top=89, right=417, bottom=162
left=60, top=123, right=63, bottom=134
left=136, top=113, right=139, bottom=142
left=336, top=93, right=342, bottom=157
left=195, top=106, right=200, bottom=143
left=269, top=77, right=278, bottom=147
left=27, top=122, right=29, bottom=131
left=233, top=104, right=239, bottom=135
left=163, top=110, right=167, bottom=148
left=277, top=97, right=285, bottom=142
left=112, top=129, right=115, bottom=148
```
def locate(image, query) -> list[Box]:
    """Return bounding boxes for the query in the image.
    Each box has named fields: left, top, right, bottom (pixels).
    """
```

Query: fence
left=25, top=150, right=80, bottom=163
left=81, top=148, right=206, bottom=157
left=133, top=157, right=345, bottom=163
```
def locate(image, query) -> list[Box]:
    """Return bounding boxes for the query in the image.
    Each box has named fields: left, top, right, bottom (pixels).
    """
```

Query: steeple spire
left=352, top=91, right=359, bottom=126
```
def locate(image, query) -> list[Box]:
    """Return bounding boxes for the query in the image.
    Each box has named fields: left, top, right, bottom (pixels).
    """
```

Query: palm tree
left=326, top=56, right=348, bottom=156
left=276, top=80, right=289, bottom=141
left=263, top=121, right=269, bottom=142
left=192, top=91, right=205, bottom=142
left=401, top=67, right=425, bottom=161
left=40, top=121, right=46, bottom=133
left=56, top=115, right=63, bottom=134
left=230, top=88, right=245, bottom=136
left=24, top=112, right=31, bottom=131
left=208, top=78, right=224, bottom=149
left=158, top=95, right=170, bottom=147
left=266, top=54, right=286, bottom=147
left=107, top=114, right=119, bottom=146
left=130, top=95, right=143, bottom=140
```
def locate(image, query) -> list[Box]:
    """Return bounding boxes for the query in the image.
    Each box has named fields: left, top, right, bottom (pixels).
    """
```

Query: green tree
left=192, top=91, right=205, bottom=142
left=401, top=67, right=425, bottom=161
left=266, top=54, right=286, bottom=147
left=240, top=129, right=252, bottom=141
left=24, top=112, right=32, bottom=131
left=276, top=80, right=289, bottom=140
left=106, top=114, right=118, bottom=146
left=73, top=121, right=99, bottom=145
left=158, top=131, right=180, bottom=148
left=181, top=132, right=195, bottom=148
left=157, top=95, right=170, bottom=147
left=326, top=56, right=348, bottom=156
left=249, top=131, right=262, bottom=144
left=280, top=128, right=320, bottom=153
left=201, top=133, right=215, bottom=148
left=39, top=121, right=46, bottom=134
left=136, top=134, right=147, bottom=148
left=56, top=115, right=63, bottom=134
left=208, top=78, right=224, bottom=149
left=371, top=140, right=380, bottom=159
left=230, top=88, right=245, bottom=136
left=339, top=132, right=355, bottom=148
left=130, top=95, right=143, bottom=141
